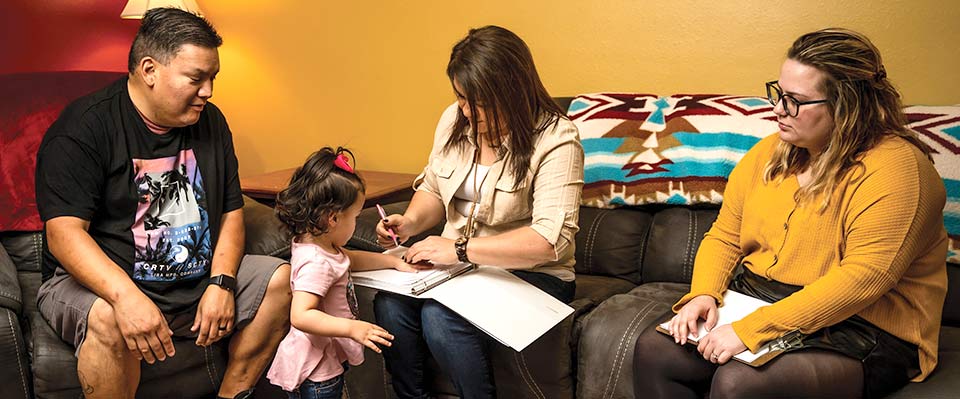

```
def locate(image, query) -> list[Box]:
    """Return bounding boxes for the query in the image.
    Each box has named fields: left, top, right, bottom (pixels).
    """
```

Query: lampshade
left=121, top=0, right=202, bottom=19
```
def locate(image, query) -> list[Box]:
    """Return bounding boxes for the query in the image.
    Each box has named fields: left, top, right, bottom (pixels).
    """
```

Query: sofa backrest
left=573, top=205, right=717, bottom=286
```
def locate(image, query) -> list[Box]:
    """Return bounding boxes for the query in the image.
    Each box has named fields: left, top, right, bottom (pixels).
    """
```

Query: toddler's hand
left=349, top=320, right=394, bottom=353
left=393, top=257, right=433, bottom=273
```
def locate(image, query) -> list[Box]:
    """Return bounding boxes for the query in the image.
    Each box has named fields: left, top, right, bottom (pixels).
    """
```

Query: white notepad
left=657, top=290, right=785, bottom=366
left=351, top=246, right=574, bottom=351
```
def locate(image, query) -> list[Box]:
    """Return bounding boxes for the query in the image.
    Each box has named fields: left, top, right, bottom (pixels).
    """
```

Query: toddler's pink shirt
left=267, top=242, right=364, bottom=391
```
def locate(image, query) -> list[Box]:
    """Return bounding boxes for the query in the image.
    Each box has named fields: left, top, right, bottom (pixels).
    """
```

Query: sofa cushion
left=0, top=71, right=124, bottom=232
left=888, top=326, right=960, bottom=398
left=576, top=282, right=688, bottom=399
left=241, top=196, right=291, bottom=259
left=904, top=105, right=960, bottom=265
left=570, top=93, right=777, bottom=208
left=642, top=207, right=719, bottom=285
left=574, top=207, right=653, bottom=284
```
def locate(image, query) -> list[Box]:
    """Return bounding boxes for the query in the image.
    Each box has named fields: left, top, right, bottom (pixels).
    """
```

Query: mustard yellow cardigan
left=674, top=134, right=948, bottom=380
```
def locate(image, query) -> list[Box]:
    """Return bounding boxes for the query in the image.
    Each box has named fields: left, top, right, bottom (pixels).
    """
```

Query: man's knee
left=84, top=299, right=126, bottom=351
left=265, top=264, right=291, bottom=319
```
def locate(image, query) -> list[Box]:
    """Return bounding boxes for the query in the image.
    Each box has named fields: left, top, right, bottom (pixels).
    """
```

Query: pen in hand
left=376, top=204, right=401, bottom=248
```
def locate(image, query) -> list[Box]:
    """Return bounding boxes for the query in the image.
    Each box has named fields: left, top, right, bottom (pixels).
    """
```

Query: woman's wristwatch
left=455, top=236, right=470, bottom=263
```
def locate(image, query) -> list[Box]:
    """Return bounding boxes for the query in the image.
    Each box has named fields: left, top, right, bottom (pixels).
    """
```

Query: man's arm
left=46, top=216, right=175, bottom=363
left=192, top=208, right=244, bottom=346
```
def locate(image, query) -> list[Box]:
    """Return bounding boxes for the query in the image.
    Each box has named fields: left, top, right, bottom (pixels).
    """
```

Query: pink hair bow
left=334, top=153, right=355, bottom=174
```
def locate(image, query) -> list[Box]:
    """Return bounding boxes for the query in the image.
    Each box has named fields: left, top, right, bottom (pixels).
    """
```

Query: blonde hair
left=763, top=28, right=932, bottom=211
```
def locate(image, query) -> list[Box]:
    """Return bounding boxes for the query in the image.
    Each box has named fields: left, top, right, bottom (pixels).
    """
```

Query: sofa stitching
left=602, top=301, right=656, bottom=398
left=684, top=211, right=694, bottom=280
left=584, top=212, right=596, bottom=273
left=587, top=210, right=608, bottom=274
left=514, top=351, right=545, bottom=399
left=33, top=233, right=42, bottom=271
left=204, top=345, right=218, bottom=390
left=0, top=289, right=20, bottom=303
left=8, top=311, right=28, bottom=398
left=689, top=211, right=698, bottom=281
left=637, top=221, right=649, bottom=281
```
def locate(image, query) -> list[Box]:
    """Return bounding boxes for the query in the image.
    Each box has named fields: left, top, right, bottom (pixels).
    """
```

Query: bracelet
left=455, top=236, right=470, bottom=263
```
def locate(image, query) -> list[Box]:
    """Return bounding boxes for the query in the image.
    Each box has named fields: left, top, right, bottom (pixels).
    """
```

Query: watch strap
left=209, top=274, right=237, bottom=292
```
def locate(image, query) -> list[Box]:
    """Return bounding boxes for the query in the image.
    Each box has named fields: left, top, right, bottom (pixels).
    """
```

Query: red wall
left=0, top=0, right=139, bottom=74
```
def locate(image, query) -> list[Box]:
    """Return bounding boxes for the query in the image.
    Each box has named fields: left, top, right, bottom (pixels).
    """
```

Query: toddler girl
left=267, top=147, right=419, bottom=398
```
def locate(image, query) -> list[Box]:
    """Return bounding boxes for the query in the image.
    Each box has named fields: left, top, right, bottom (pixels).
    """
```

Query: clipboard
left=351, top=246, right=574, bottom=351
left=654, top=290, right=799, bottom=367
left=351, top=246, right=477, bottom=297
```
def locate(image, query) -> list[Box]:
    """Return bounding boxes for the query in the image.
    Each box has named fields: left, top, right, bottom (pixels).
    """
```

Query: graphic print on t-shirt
left=131, top=150, right=211, bottom=281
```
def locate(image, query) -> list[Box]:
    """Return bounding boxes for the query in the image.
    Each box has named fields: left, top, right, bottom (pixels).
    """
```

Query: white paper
left=351, top=247, right=574, bottom=351
left=426, top=266, right=574, bottom=351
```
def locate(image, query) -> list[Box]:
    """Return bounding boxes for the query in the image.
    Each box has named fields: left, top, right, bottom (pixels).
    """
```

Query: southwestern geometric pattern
left=570, top=94, right=959, bottom=264
left=905, top=105, right=960, bottom=264
left=570, top=93, right=778, bottom=208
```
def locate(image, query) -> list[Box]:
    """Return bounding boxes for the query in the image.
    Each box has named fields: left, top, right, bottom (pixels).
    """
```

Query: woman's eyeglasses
left=765, top=81, right=827, bottom=117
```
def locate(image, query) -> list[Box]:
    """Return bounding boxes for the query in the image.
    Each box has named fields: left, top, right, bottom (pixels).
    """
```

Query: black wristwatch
left=209, top=274, right=237, bottom=293
left=455, top=236, right=470, bottom=263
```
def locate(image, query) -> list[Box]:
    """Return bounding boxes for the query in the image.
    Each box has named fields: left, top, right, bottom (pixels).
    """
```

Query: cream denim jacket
left=414, top=103, right=584, bottom=282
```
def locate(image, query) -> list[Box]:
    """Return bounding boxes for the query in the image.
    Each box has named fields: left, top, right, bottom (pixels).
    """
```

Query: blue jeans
left=286, top=373, right=344, bottom=399
left=374, top=270, right=574, bottom=399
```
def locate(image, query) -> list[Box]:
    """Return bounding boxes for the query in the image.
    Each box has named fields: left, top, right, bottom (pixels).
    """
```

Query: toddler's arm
left=343, top=248, right=431, bottom=272
left=290, top=290, right=393, bottom=353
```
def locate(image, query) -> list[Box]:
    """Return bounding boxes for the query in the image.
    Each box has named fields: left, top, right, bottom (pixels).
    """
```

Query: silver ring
left=711, top=353, right=719, bottom=361
left=218, top=326, right=228, bottom=330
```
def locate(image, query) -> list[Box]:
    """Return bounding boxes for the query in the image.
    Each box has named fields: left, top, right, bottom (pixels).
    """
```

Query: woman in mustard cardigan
left=632, top=29, right=947, bottom=398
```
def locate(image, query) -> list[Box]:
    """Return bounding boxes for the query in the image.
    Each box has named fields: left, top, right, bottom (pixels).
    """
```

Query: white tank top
left=453, top=164, right=490, bottom=217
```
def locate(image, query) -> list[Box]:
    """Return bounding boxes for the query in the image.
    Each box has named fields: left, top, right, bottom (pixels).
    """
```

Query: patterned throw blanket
left=569, top=93, right=959, bottom=263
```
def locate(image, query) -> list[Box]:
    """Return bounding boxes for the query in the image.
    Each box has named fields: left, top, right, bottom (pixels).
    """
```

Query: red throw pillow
left=0, top=71, right=124, bottom=231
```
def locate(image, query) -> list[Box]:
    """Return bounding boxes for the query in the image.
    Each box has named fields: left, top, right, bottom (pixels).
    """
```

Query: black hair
left=275, top=147, right=365, bottom=238
left=127, top=7, right=223, bottom=73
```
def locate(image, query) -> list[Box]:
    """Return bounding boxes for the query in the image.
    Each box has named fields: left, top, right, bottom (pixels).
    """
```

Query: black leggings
left=633, top=328, right=864, bottom=399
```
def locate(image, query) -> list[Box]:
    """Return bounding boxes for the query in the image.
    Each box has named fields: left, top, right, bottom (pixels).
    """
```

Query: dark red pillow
left=0, top=71, right=124, bottom=231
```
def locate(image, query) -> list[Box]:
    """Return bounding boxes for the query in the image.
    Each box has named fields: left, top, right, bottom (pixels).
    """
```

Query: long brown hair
left=764, top=28, right=932, bottom=211
left=444, top=25, right=566, bottom=188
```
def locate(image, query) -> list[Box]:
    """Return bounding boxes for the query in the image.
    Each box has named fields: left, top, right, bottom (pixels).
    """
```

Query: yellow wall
left=199, top=0, right=960, bottom=177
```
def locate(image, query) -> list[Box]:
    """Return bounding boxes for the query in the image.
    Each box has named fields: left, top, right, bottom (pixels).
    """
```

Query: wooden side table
left=240, top=168, right=418, bottom=208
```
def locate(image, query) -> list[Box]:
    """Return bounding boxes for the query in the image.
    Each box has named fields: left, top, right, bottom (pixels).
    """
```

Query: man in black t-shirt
left=35, top=9, right=290, bottom=399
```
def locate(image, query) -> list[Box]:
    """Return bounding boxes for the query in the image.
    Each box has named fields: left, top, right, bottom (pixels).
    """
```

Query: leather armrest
left=0, top=244, right=22, bottom=315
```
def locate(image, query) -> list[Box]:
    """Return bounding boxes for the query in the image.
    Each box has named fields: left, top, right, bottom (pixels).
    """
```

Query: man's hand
left=348, top=320, right=394, bottom=353
left=191, top=284, right=236, bottom=346
left=112, top=292, right=175, bottom=364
